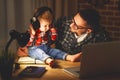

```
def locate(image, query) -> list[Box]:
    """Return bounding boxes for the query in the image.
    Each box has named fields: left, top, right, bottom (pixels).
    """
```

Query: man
left=55, top=8, right=111, bottom=55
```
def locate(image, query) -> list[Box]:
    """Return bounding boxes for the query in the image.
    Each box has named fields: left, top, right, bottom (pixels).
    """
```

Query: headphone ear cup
left=30, top=17, right=40, bottom=31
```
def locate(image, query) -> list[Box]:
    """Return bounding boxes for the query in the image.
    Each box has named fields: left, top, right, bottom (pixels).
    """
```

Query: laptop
left=63, top=41, right=120, bottom=78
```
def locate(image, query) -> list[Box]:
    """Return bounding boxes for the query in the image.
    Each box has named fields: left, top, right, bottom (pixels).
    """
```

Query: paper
left=17, top=57, right=44, bottom=64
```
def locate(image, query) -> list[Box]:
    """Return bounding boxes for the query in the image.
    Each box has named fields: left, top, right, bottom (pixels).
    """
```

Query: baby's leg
left=45, top=57, right=55, bottom=68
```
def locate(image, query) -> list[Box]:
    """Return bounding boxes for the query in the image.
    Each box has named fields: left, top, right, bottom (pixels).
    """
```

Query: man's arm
left=17, top=47, right=28, bottom=57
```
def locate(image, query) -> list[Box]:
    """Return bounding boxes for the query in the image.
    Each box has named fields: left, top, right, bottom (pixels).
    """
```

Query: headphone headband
left=31, top=7, right=53, bottom=31
left=34, top=6, right=53, bottom=18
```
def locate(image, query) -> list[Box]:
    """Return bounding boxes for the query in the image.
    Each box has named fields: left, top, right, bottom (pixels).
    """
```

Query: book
left=63, top=67, right=80, bottom=78
left=17, top=57, right=44, bottom=64
left=19, top=66, right=46, bottom=77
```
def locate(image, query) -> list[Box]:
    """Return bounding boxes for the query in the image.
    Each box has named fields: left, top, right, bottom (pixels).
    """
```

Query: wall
left=77, top=0, right=120, bottom=40
left=48, top=0, right=78, bottom=19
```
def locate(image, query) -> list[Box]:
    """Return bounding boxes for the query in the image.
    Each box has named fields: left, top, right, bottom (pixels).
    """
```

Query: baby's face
left=39, top=19, right=52, bottom=32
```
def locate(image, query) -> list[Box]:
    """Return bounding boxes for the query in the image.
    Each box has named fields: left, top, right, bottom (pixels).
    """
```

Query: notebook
left=19, top=66, right=46, bottom=77
left=63, top=41, right=120, bottom=78
left=17, top=57, right=44, bottom=64
left=63, top=67, right=80, bottom=78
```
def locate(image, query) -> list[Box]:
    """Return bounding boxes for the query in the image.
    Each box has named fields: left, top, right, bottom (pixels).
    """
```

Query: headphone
left=30, top=7, right=53, bottom=31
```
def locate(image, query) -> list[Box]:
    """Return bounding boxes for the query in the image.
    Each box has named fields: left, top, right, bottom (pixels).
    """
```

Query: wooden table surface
left=11, top=59, right=120, bottom=80
left=12, top=60, right=80, bottom=80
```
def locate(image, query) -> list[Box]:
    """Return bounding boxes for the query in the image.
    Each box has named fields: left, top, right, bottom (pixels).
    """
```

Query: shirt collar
left=74, top=33, right=88, bottom=43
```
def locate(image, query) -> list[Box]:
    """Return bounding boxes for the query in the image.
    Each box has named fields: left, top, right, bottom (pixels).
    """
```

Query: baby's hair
left=34, top=6, right=53, bottom=21
left=31, top=6, right=53, bottom=30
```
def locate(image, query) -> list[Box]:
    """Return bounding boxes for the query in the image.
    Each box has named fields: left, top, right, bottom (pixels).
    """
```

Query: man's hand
left=17, top=47, right=28, bottom=57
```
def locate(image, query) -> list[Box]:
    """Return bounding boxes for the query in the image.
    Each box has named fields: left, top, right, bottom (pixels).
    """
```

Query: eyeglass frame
left=71, top=18, right=91, bottom=30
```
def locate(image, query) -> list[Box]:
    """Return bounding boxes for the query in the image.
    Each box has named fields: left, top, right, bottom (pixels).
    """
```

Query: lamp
left=0, top=30, right=30, bottom=80
left=5, top=29, right=30, bottom=68
left=5, top=29, right=30, bottom=54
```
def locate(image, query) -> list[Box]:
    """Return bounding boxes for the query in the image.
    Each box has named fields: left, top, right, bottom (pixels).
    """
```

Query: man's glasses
left=71, top=18, right=90, bottom=30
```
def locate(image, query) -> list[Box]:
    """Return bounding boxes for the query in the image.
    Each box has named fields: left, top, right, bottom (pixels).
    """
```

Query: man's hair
left=78, top=8, right=101, bottom=31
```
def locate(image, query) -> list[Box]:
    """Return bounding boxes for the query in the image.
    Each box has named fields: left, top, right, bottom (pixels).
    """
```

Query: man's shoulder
left=54, top=16, right=72, bottom=26
left=89, top=29, right=111, bottom=42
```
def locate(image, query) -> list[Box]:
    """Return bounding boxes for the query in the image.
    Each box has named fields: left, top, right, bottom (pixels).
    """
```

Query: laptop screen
left=80, top=41, right=120, bottom=78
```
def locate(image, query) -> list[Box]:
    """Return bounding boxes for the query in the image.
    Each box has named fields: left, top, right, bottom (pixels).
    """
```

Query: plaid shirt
left=27, top=28, right=57, bottom=47
left=55, top=17, right=111, bottom=54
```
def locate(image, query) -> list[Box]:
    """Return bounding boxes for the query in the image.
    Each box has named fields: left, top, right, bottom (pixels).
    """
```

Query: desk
left=12, top=60, right=80, bottom=80
left=12, top=60, right=120, bottom=80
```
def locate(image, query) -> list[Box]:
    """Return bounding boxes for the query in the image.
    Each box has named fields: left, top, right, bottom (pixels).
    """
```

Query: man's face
left=70, top=13, right=91, bottom=36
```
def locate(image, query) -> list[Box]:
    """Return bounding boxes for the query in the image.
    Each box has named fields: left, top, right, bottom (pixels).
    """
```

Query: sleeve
left=26, top=30, right=35, bottom=47
left=54, top=16, right=72, bottom=41
left=50, top=28, right=57, bottom=41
